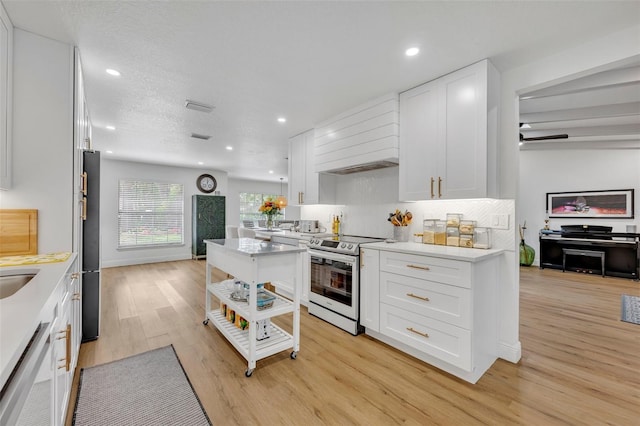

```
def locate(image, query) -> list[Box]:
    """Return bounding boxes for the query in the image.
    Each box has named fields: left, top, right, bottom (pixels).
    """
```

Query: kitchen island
left=203, top=238, right=306, bottom=376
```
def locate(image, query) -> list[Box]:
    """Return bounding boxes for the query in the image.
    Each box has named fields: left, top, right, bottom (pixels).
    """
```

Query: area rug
left=72, top=345, right=211, bottom=426
left=621, top=294, right=640, bottom=325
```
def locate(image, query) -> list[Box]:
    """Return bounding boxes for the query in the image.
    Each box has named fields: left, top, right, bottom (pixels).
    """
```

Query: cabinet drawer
left=380, top=303, right=471, bottom=371
left=380, top=272, right=471, bottom=328
left=380, top=251, right=471, bottom=288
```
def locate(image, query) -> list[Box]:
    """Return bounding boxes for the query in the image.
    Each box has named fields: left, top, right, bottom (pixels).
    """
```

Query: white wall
left=100, top=159, right=294, bottom=267
left=0, top=29, right=74, bottom=253
left=519, top=149, right=640, bottom=264
left=493, top=23, right=640, bottom=364
left=101, top=159, right=229, bottom=267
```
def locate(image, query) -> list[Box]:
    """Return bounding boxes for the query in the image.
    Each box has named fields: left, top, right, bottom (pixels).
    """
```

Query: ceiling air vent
left=191, top=133, right=211, bottom=140
left=185, top=99, right=214, bottom=113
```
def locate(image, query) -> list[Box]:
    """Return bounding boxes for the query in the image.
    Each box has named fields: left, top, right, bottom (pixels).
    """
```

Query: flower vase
left=266, top=217, right=274, bottom=230
left=519, top=240, right=535, bottom=266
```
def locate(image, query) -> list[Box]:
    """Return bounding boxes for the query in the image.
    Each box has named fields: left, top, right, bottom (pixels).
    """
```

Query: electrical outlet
left=491, top=214, right=509, bottom=230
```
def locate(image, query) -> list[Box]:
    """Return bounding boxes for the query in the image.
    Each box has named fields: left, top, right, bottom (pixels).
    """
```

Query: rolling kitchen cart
left=203, top=238, right=304, bottom=377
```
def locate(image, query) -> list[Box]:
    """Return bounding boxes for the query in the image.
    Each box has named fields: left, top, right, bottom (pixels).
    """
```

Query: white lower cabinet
left=359, top=247, right=380, bottom=332
left=362, top=247, right=499, bottom=384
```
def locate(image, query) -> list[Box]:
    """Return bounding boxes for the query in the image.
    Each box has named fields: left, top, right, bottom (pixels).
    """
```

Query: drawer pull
left=406, top=264, right=430, bottom=271
left=406, top=327, right=429, bottom=338
left=71, top=272, right=80, bottom=279
left=407, top=293, right=430, bottom=302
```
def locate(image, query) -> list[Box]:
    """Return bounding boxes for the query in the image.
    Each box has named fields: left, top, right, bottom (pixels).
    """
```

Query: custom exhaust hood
left=314, top=93, right=399, bottom=175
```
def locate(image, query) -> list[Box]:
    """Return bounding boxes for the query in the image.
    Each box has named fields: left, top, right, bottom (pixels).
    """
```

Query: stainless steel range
left=307, top=235, right=384, bottom=335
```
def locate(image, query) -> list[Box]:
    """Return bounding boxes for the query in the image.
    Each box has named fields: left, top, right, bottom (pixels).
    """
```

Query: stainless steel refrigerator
left=82, top=150, right=101, bottom=341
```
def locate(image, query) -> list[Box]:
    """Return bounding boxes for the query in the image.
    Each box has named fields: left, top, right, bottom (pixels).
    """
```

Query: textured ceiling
left=3, top=1, right=640, bottom=181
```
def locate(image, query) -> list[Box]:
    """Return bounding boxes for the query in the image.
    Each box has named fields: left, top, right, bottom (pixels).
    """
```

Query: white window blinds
left=118, top=179, right=184, bottom=248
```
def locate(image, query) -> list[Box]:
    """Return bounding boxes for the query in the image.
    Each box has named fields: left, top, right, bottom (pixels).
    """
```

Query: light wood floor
left=68, top=261, right=640, bottom=425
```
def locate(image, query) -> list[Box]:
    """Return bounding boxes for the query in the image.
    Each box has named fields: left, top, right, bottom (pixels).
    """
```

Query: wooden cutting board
left=0, top=209, right=38, bottom=257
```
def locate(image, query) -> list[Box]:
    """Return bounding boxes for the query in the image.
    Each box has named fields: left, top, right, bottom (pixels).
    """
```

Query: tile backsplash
left=300, top=168, right=516, bottom=252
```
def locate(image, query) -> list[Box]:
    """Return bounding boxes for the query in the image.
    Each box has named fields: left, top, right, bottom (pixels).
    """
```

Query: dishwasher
left=270, top=235, right=310, bottom=303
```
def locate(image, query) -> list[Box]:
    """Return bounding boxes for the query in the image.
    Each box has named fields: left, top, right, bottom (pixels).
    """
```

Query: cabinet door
left=359, top=248, right=380, bottom=332
left=302, top=130, right=319, bottom=204
left=53, top=296, right=72, bottom=426
left=288, top=132, right=306, bottom=205
left=399, top=79, right=439, bottom=201
left=437, top=62, right=488, bottom=199
left=0, top=4, right=12, bottom=190
left=400, top=60, right=494, bottom=201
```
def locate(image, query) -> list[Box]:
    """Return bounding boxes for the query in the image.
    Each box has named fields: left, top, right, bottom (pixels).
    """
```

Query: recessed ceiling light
left=405, top=47, right=420, bottom=57
left=106, top=150, right=113, bottom=154
left=226, top=146, right=233, bottom=151
left=106, top=125, right=115, bottom=130
left=269, top=170, right=274, bottom=174
left=277, top=117, right=286, bottom=123
left=106, top=68, right=121, bottom=76
left=198, top=161, right=204, bottom=165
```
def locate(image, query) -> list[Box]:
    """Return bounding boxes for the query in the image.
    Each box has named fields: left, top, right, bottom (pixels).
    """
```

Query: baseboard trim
left=102, top=254, right=192, bottom=268
left=498, top=340, right=522, bottom=363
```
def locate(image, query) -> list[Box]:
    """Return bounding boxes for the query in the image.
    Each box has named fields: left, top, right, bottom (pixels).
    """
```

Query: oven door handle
left=0, top=322, right=51, bottom=426
left=308, top=249, right=357, bottom=264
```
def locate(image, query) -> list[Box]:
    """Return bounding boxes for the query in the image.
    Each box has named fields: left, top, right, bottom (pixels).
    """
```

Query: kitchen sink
left=0, top=269, right=39, bottom=299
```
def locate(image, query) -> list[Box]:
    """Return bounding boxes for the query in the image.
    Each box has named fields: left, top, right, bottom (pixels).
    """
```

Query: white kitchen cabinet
left=399, top=59, right=499, bottom=201
left=288, top=129, right=335, bottom=205
left=359, top=247, right=380, bottom=332
left=0, top=3, right=13, bottom=190
left=363, top=244, right=500, bottom=384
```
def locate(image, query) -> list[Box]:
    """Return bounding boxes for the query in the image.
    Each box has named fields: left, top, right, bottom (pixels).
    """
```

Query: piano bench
left=562, top=248, right=605, bottom=277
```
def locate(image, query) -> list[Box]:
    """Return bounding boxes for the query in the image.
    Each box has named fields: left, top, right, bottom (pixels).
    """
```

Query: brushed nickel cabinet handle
left=438, top=177, right=442, bottom=198
left=406, top=264, right=430, bottom=271
left=407, top=327, right=429, bottom=338
left=360, top=249, right=364, bottom=268
left=71, top=272, right=80, bottom=279
left=430, top=177, right=435, bottom=199
left=407, top=293, right=430, bottom=302
left=300, top=192, right=304, bottom=204
left=72, top=292, right=81, bottom=301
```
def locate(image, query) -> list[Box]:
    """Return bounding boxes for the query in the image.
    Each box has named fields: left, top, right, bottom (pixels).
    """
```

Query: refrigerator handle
left=81, top=197, right=87, bottom=220
left=81, top=172, right=87, bottom=195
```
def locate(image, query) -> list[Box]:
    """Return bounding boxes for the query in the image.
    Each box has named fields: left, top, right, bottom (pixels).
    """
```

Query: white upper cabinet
left=399, top=60, right=499, bottom=201
left=288, top=129, right=335, bottom=205
left=0, top=3, right=13, bottom=190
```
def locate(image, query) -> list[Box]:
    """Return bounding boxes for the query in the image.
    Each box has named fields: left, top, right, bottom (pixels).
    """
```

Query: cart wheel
left=245, top=369, right=253, bottom=377
left=202, top=319, right=209, bottom=325
left=290, top=351, right=297, bottom=360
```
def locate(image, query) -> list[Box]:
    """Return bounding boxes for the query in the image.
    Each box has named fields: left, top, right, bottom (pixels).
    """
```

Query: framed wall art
left=546, top=189, right=634, bottom=219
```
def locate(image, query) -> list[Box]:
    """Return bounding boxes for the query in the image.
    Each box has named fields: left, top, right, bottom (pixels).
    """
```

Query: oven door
left=308, top=249, right=359, bottom=319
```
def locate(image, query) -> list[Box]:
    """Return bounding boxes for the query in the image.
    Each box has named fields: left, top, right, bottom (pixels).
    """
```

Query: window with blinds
left=118, top=179, right=184, bottom=248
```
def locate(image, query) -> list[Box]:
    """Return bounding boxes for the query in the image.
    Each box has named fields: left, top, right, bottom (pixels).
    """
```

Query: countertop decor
left=258, top=198, right=281, bottom=230
left=0, top=251, right=71, bottom=267
left=388, top=209, right=413, bottom=242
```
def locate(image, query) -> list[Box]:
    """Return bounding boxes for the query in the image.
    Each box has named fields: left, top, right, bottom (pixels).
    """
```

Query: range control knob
left=347, top=244, right=353, bottom=249
left=340, top=243, right=347, bottom=248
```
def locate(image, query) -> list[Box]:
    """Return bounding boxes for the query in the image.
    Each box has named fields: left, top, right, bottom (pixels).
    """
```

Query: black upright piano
left=539, top=225, right=639, bottom=280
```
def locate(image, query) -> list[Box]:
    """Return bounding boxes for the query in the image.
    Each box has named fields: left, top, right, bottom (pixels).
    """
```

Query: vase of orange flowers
left=259, top=198, right=280, bottom=230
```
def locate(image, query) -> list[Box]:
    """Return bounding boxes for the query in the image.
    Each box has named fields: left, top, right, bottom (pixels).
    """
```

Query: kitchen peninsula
left=203, top=238, right=305, bottom=376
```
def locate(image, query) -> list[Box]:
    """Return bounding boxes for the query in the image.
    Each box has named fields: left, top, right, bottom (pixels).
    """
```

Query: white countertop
left=205, top=238, right=307, bottom=256
left=361, top=241, right=503, bottom=262
left=253, top=229, right=332, bottom=241
left=0, top=253, right=77, bottom=388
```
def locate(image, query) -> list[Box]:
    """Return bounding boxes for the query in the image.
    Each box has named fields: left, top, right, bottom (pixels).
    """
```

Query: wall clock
left=196, top=174, right=217, bottom=193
